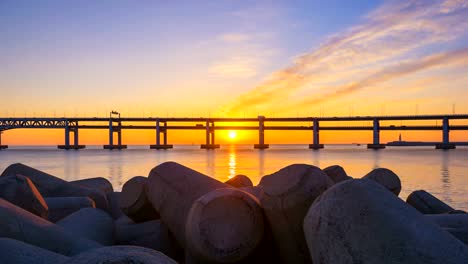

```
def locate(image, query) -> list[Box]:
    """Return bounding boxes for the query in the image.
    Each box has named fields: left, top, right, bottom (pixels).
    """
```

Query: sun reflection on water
left=228, top=146, right=236, bottom=179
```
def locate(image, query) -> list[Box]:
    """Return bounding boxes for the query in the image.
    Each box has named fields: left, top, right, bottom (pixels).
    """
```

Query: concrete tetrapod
left=323, top=165, right=352, bottom=183
left=224, top=174, right=253, bottom=188
left=71, top=177, right=114, bottom=194
left=258, top=164, right=333, bottom=264
left=0, top=198, right=101, bottom=256
left=0, top=238, right=68, bottom=264
left=0, top=174, right=48, bottom=219
left=64, top=246, right=177, bottom=264
left=186, top=188, right=265, bottom=263
left=303, top=179, right=468, bottom=263
left=114, top=219, right=182, bottom=260
left=1, top=163, right=108, bottom=210
left=57, top=207, right=114, bottom=245
left=120, top=176, right=159, bottom=222
left=407, top=190, right=454, bottom=214
left=362, top=167, right=402, bottom=195
left=239, top=185, right=264, bottom=200
left=425, top=214, right=468, bottom=244
left=45, top=196, right=96, bottom=222
left=147, top=162, right=264, bottom=263
left=106, top=191, right=124, bottom=219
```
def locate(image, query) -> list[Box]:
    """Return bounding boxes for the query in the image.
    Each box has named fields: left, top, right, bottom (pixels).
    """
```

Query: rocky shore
left=0, top=162, right=467, bottom=263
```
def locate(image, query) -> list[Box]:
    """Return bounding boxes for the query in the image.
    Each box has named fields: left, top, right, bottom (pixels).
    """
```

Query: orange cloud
left=222, top=0, right=468, bottom=115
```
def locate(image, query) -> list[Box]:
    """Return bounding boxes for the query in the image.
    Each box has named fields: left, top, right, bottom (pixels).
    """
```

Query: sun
left=228, top=130, right=237, bottom=139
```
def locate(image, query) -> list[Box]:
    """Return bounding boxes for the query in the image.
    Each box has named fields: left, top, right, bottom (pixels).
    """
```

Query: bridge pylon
left=254, top=116, right=269, bottom=149
left=367, top=118, right=386, bottom=149
left=0, top=131, right=7, bottom=150
left=201, top=120, right=220, bottom=149
left=58, top=121, right=85, bottom=150
left=150, top=119, right=173, bottom=149
left=104, top=111, right=127, bottom=150
left=309, top=118, right=324, bottom=150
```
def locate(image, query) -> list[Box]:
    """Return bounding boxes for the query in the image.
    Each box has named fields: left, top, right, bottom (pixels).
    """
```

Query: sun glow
left=228, top=130, right=237, bottom=139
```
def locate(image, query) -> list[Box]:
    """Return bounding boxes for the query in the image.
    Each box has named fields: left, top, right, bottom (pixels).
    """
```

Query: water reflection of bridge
left=1, top=114, right=468, bottom=150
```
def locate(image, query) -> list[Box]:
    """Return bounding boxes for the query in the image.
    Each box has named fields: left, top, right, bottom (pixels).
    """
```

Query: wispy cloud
left=222, top=0, right=468, bottom=114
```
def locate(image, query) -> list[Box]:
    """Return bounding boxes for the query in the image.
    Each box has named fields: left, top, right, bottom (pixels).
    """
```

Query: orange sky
left=2, top=0, right=468, bottom=145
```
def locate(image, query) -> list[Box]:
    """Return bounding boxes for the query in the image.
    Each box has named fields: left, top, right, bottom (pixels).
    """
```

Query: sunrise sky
left=1, top=0, right=468, bottom=145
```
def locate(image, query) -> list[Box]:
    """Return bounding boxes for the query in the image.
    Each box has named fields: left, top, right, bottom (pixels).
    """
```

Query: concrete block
left=71, top=177, right=114, bottom=194
left=239, top=185, right=264, bottom=200
left=259, top=164, right=333, bottom=263
left=106, top=191, right=124, bottom=219
left=0, top=238, right=68, bottom=264
left=185, top=188, right=264, bottom=263
left=65, top=246, right=177, bottom=264
left=425, top=214, right=468, bottom=244
left=115, top=214, right=135, bottom=225
left=147, top=161, right=264, bottom=263
left=224, top=174, right=253, bottom=188
left=0, top=174, right=48, bottom=219
left=1, top=163, right=108, bottom=210
left=120, top=176, right=159, bottom=222
left=0, top=198, right=101, bottom=256
left=303, top=179, right=468, bottom=263
left=323, top=165, right=352, bottom=183
left=407, top=190, right=454, bottom=214
left=114, top=219, right=182, bottom=260
left=45, top=196, right=96, bottom=222
left=362, top=167, right=401, bottom=195
left=57, top=208, right=114, bottom=246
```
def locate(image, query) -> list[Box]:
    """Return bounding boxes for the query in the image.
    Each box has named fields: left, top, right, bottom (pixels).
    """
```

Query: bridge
left=1, top=114, right=468, bottom=150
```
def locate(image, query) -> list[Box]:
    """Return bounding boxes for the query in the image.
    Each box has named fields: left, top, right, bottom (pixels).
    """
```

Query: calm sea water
left=0, top=145, right=467, bottom=211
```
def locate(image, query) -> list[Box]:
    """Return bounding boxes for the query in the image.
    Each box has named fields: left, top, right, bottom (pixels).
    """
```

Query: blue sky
left=1, top=0, right=467, bottom=118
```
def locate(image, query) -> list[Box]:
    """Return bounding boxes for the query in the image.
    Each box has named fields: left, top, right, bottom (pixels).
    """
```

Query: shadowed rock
left=407, top=190, right=454, bottom=214
left=115, top=214, right=135, bottom=225
left=120, top=176, right=159, bottom=222
left=71, top=177, right=113, bottom=194
left=0, top=198, right=101, bottom=256
left=185, top=187, right=265, bottom=263
left=106, top=191, right=124, bottom=219
left=115, top=219, right=182, bottom=260
left=323, top=165, right=352, bottom=183
left=240, top=185, right=264, bottom=200
left=425, top=214, right=468, bottom=244
left=57, top=208, right=114, bottom=246
left=148, top=161, right=264, bottom=263
left=224, top=174, right=253, bottom=188
left=64, top=246, right=177, bottom=264
left=1, top=163, right=108, bottom=210
left=362, top=167, right=401, bottom=195
left=258, top=164, right=333, bottom=264
left=0, top=238, right=68, bottom=264
left=304, top=179, right=468, bottom=263
left=0, top=174, right=48, bottom=218
left=45, top=196, right=96, bottom=222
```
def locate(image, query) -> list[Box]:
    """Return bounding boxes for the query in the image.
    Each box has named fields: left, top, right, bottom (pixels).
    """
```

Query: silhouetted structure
left=0, top=114, right=467, bottom=150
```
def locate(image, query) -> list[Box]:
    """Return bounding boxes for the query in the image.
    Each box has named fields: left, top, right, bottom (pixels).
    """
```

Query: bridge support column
left=58, top=121, right=85, bottom=150
left=0, top=131, right=7, bottom=150
left=436, top=117, right=455, bottom=149
left=201, top=120, right=220, bottom=149
left=254, top=116, right=269, bottom=149
left=151, top=120, right=173, bottom=149
left=104, top=119, right=127, bottom=150
left=309, top=118, right=324, bottom=149
left=368, top=118, right=386, bottom=149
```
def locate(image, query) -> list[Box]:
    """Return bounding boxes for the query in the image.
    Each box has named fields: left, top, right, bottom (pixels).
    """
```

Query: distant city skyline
left=1, top=0, right=468, bottom=144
